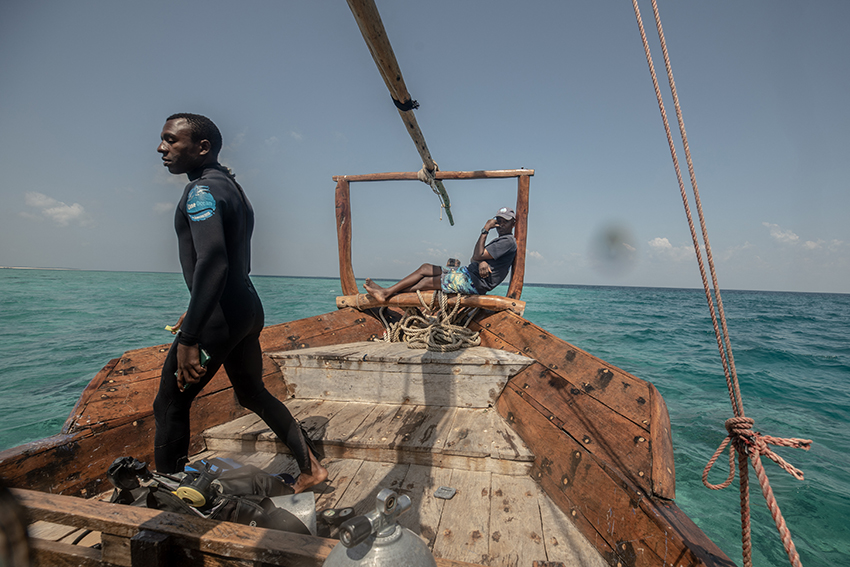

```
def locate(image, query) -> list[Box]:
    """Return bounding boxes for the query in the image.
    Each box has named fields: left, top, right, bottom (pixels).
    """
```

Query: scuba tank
left=323, top=488, right=437, bottom=567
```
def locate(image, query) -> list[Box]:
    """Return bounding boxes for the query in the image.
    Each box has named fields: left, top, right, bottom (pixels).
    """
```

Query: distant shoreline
left=2, top=266, right=846, bottom=296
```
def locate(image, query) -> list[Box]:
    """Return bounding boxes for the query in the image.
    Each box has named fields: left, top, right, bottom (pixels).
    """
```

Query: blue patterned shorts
left=441, top=265, right=478, bottom=295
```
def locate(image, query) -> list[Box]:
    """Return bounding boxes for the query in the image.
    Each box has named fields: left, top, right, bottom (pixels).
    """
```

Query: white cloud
left=290, top=131, right=304, bottom=141
left=264, top=136, right=280, bottom=146
left=528, top=250, right=544, bottom=260
left=763, top=222, right=799, bottom=244
left=648, top=237, right=694, bottom=261
left=23, top=192, right=92, bottom=227
left=153, top=202, right=174, bottom=214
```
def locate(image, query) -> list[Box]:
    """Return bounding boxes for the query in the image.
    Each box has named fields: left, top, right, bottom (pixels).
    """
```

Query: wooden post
left=507, top=174, right=530, bottom=299
left=335, top=178, right=357, bottom=296
left=130, top=530, right=171, bottom=567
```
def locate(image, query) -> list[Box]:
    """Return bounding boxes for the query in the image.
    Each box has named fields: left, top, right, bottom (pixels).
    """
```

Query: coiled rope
left=631, top=2, right=812, bottom=567
left=377, top=291, right=480, bottom=352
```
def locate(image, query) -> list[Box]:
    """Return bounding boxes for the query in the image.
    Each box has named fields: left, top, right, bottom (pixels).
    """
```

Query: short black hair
left=167, top=113, right=223, bottom=157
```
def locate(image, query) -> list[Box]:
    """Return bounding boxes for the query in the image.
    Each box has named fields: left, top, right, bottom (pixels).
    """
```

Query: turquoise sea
left=0, top=268, right=847, bottom=567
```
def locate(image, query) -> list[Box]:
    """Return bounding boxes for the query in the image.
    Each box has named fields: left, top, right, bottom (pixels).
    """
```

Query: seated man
left=364, top=207, right=517, bottom=301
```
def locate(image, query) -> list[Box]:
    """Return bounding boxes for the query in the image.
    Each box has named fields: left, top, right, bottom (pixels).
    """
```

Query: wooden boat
left=0, top=168, right=735, bottom=567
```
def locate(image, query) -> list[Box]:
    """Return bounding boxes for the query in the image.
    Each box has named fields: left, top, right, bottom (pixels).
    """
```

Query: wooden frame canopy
left=333, top=169, right=533, bottom=300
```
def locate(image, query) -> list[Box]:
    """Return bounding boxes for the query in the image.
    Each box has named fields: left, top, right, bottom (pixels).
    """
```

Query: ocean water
left=0, top=269, right=847, bottom=567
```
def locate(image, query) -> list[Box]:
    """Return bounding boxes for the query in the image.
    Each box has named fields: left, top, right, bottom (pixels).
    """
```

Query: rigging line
left=633, top=3, right=810, bottom=567
left=648, top=0, right=745, bottom=419
left=630, top=0, right=742, bottom=418
left=346, top=0, right=455, bottom=225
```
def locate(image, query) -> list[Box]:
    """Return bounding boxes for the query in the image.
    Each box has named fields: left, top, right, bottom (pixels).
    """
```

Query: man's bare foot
left=293, top=451, right=328, bottom=494
left=364, top=278, right=391, bottom=302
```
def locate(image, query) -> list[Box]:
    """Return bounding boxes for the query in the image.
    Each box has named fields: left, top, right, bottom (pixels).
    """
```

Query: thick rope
left=378, top=291, right=480, bottom=352
left=631, top=2, right=812, bottom=567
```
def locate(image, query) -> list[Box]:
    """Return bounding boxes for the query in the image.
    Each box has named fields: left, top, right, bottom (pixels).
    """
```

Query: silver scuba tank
left=322, top=488, right=437, bottom=567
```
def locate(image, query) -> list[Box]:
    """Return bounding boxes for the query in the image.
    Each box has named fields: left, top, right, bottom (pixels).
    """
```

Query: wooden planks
left=473, top=310, right=677, bottom=499
left=496, top=385, right=733, bottom=567
left=488, top=474, right=546, bottom=566
left=271, top=342, right=532, bottom=408
left=202, top=400, right=533, bottom=476
left=336, top=292, right=527, bottom=315
left=431, top=469, right=491, bottom=565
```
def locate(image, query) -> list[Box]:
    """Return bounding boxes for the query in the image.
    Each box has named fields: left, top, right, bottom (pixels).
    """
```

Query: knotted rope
left=631, top=2, right=812, bottom=566
left=417, top=162, right=449, bottom=221
left=378, top=290, right=480, bottom=352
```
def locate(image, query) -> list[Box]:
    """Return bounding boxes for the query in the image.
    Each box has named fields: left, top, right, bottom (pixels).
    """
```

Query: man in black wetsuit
left=155, top=113, right=326, bottom=493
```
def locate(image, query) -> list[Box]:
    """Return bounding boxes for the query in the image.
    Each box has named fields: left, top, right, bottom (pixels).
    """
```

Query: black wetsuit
left=153, top=164, right=312, bottom=474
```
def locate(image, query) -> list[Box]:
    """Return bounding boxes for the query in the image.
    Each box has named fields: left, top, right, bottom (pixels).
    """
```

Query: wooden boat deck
left=6, top=310, right=734, bottom=567
left=26, top=397, right=606, bottom=567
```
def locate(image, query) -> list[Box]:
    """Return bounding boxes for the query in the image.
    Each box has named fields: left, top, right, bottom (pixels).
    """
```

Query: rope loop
left=377, top=290, right=480, bottom=352
left=703, top=417, right=813, bottom=490
left=417, top=162, right=440, bottom=187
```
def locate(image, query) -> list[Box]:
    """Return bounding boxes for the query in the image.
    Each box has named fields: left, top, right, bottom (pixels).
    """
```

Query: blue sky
left=1, top=1, right=848, bottom=293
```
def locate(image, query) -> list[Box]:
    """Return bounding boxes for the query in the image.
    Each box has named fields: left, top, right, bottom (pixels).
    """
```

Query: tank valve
left=323, top=488, right=436, bottom=567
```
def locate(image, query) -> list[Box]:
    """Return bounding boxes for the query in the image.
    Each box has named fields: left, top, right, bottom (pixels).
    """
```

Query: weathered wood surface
left=472, top=309, right=675, bottom=499
left=0, top=309, right=384, bottom=496
left=331, top=169, right=535, bottom=183
left=335, top=177, right=357, bottom=295
left=336, top=291, right=527, bottom=315
left=506, top=172, right=529, bottom=300
left=30, top=538, right=101, bottom=567
left=17, top=453, right=603, bottom=567
left=497, top=385, right=733, bottom=567
left=204, top=399, right=533, bottom=476
left=271, top=342, right=532, bottom=407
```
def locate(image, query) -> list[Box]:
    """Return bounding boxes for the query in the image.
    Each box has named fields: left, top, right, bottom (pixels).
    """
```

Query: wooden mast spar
left=345, top=0, right=454, bottom=225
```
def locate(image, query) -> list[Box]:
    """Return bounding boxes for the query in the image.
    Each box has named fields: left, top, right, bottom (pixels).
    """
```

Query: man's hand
left=176, top=342, right=206, bottom=392
left=166, top=312, right=187, bottom=334
left=483, top=218, right=498, bottom=232
left=478, top=260, right=492, bottom=278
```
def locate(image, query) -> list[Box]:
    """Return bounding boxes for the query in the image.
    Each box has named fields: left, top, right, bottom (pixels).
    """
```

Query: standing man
left=155, top=113, right=326, bottom=493
left=363, top=207, right=517, bottom=301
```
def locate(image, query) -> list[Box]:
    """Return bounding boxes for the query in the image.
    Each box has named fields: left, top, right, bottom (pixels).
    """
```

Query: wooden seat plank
left=392, top=405, right=456, bottom=453
left=318, top=400, right=373, bottom=444
left=345, top=403, right=403, bottom=448
left=28, top=520, right=79, bottom=542
left=443, top=408, right=497, bottom=458
left=290, top=399, right=349, bottom=423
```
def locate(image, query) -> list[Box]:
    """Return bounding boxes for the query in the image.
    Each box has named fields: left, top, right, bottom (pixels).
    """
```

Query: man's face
left=495, top=216, right=515, bottom=235
left=158, top=118, right=206, bottom=175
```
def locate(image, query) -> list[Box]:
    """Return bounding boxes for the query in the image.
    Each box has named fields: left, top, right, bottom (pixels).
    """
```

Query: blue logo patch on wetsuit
left=186, top=185, right=216, bottom=222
